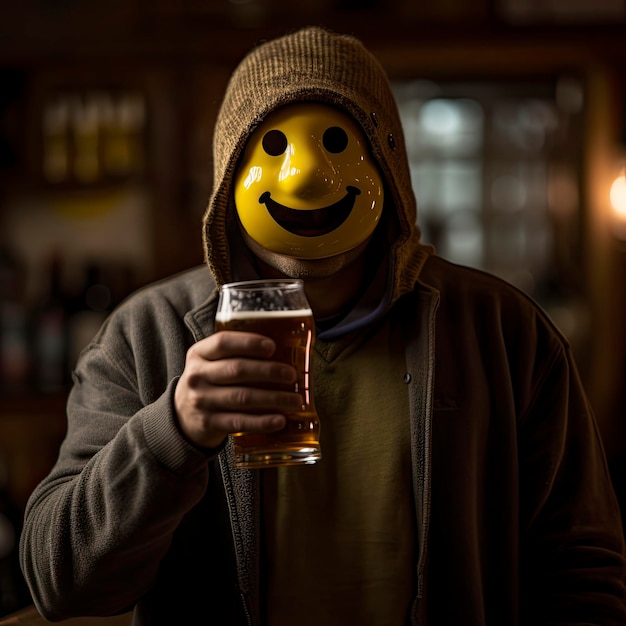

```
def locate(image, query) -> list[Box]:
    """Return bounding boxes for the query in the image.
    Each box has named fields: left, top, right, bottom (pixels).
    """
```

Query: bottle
left=33, top=252, right=69, bottom=393
left=0, top=243, right=31, bottom=390
left=67, top=262, right=112, bottom=370
left=42, top=95, right=70, bottom=183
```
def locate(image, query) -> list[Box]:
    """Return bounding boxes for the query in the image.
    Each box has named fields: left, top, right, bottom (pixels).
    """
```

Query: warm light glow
left=610, top=170, right=626, bottom=218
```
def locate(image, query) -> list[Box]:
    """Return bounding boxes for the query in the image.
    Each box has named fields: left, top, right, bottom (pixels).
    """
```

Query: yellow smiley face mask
left=234, top=103, right=384, bottom=259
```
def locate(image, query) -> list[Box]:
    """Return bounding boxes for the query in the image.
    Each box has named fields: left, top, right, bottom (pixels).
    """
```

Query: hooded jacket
left=20, top=26, right=626, bottom=625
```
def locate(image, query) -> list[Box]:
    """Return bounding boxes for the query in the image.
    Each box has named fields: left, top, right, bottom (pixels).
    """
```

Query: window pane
left=417, top=99, right=484, bottom=155
left=411, top=161, right=482, bottom=216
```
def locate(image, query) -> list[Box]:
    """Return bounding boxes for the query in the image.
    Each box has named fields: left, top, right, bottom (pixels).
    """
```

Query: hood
left=202, top=26, right=431, bottom=297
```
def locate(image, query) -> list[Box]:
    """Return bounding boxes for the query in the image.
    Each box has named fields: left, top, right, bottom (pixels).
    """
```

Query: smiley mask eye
left=262, top=129, right=288, bottom=156
left=323, top=126, right=348, bottom=153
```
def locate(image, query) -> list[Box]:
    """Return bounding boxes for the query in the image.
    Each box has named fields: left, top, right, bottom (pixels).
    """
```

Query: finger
left=184, top=355, right=296, bottom=388
left=194, top=331, right=276, bottom=360
left=181, top=408, right=286, bottom=450
left=207, top=358, right=297, bottom=386
left=195, top=385, right=303, bottom=415
left=210, top=412, right=286, bottom=436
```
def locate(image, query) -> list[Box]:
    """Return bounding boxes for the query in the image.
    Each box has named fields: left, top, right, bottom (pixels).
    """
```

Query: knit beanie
left=202, top=26, right=428, bottom=289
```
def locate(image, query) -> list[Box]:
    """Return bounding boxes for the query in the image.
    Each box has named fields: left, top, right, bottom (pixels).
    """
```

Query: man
left=20, top=26, right=626, bottom=625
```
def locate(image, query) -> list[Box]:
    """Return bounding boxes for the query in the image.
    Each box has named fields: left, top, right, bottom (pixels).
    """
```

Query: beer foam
left=216, top=308, right=312, bottom=322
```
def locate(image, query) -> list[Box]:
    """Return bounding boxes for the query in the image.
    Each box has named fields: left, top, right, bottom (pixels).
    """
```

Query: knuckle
left=231, top=387, right=251, bottom=408
left=211, top=331, right=229, bottom=353
left=231, top=416, right=245, bottom=433
left=225, top=359, right=245, bottom=380
left=186, top=342, right=202, bottom=364
left=189, top=388, right=205, bottom=410
left=186, top=370, right=203, bottom=389
left=184, top=357, right=207, bottom=388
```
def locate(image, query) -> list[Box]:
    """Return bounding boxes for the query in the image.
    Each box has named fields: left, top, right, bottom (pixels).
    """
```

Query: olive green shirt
left=263, top=318, right=416, bottom=625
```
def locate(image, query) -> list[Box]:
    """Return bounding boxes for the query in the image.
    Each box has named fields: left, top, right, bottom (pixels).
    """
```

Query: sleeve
left=19, top=308, right=212, bottom=621
left=518, top=324, right=626, bottom=625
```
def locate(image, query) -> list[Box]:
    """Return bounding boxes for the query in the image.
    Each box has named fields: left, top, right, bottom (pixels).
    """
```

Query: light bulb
left=610, top=170, right=626, bottom=217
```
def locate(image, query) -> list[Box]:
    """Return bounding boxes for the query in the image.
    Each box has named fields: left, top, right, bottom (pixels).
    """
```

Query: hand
left=174, top=331, right=301, bottom=450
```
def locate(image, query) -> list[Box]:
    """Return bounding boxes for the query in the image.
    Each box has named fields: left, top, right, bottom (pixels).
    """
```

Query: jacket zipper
left=407, top=289, right=439, bottom=607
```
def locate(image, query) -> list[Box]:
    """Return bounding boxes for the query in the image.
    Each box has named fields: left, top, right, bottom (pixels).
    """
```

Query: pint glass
left=215, top=279, right=321, bottom=468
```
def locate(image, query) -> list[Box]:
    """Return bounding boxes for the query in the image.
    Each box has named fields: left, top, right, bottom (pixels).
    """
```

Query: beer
left=216, top=280, right=321, bottom=468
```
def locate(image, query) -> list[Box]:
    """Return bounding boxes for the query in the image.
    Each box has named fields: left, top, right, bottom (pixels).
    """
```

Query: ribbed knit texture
left=202, top=26, right=430, bottom=294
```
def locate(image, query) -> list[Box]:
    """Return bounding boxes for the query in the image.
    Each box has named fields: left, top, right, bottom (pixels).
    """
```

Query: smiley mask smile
left=259, top=186, right=361, bottom=237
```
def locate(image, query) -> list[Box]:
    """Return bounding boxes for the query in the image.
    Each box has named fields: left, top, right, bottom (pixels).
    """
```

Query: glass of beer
left=215, top=279, right=321, bottom=468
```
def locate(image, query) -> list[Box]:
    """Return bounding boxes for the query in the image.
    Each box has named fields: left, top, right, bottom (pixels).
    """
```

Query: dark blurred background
left=1, top=0, right=625, bottom=616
